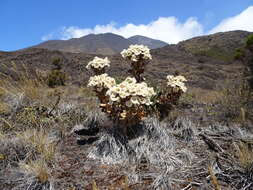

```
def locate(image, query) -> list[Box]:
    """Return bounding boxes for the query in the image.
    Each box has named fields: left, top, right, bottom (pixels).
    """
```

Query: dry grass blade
left=208, top=166, right=221, bottom=190
left=92, top=180, right=100, bottom=190
left=234, top=141, right=253, bottom=170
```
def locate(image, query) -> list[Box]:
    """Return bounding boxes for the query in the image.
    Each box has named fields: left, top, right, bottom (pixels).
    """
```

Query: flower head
left=121, top=44, right=152, bottom=62
left=86, top=56, right=110, bottom=70
left=106, top=77, right=156, bottom=106
left=87, top=73, right=116, bottom=91
left=166, top=75, right=187, bottom=92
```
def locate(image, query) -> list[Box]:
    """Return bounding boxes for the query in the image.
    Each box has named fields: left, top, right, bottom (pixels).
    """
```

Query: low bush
left=234, top=48, right=245, bottom=60
left=47, top=58, right=66, bottom=87
left=86, top=45, right=187, bottom=134
left=47, top=70, right=66, bottom=87
left=246, top=34, right=253, bottom=48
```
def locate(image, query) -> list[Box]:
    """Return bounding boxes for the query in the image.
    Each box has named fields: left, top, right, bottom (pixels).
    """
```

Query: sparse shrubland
left=0, top=41, right=253, bottom=190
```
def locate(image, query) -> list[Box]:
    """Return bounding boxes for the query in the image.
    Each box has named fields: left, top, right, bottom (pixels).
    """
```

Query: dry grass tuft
left=234, top=141, right=253, bottom=170
left=0, top=63, right=50, bottom=107
left=17, top=129, right=56, bottom=162
left=20, top=158, right=51, bottom=183
left=208, top=165, right=221, bottom=190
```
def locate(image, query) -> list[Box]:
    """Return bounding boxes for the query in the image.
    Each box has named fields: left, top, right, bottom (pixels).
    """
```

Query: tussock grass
left=208, top=165, right=221, bottom=190
left=0, top=63, right=55, bottom=117
left=219, top=80, right=252, bottom=122
left=87, top=116, right=198, bottom=189
left=0, top=137, right=35, bottom=169
left=17, top=129, right=57, bottom=162
left=170, top=117, right=197, bottom=142
left=234, top=141, right=253, bottom=170
left=20, top=159, right=51, bottom=183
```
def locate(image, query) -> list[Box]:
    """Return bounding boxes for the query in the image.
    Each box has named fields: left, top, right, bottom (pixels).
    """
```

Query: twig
left=199, top=133, right=223, bottom=152
left=48, top=92, right=61, bottom=116
left=0, top=118, right=13, bottom=129
left=181, top=182, right=202, bottom=190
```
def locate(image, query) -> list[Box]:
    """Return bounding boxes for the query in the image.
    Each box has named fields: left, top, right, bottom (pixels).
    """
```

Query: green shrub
left=246, top=34, right=253, bottom=48
left=220, top=80, right=252, bottom=122
left=47, top=58, right=66, bottom=87
left=52, top=58, right=62, bottom=69
left=47, top=70, right=66, bottom=87
left=234, top=48, right=245, bottom=60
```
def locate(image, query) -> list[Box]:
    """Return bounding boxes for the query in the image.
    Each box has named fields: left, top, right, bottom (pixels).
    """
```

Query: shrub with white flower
left=86, top=56, right=110, bottom=75
left=87, top=73, right=116, bottom=103
left=106, top=77, right=155, bottom=106
left=86, top=44, right=188, bottom=135
left=166, top=75, right=187, bottom=93
left=104, top=77, right=155, bottom=126
left=121, top=45, right=152, bottom=82
left=88, top=74, right=116, bottom=92
left=154, top=75, right=187, bottom=120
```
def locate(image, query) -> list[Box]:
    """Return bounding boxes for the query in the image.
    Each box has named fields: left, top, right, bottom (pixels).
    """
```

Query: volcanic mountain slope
left=178, top=30, right=250, bottom=61
left=33, top=33, right=131, bottom=55
left=128, top=35, right=168, bottom=49
left=33, top=33, right=168, bottom=55
left=0, top=30, right=251, bottom=90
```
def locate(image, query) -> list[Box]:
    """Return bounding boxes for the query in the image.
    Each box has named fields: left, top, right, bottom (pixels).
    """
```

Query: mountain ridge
left=32, top=33, right=168, bottom=55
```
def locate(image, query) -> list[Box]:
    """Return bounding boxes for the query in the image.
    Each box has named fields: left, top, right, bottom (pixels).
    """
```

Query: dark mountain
left=34, top=33, right=132, bottom=55
left=128, top=35, right=167, bottom=49
left=33, top=33, right=168, bottom=55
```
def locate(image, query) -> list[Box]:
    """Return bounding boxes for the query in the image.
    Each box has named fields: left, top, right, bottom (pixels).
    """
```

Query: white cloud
left=41, top=6, right=253, bottom=44
left=43, top=17, right=203, bottom=44
left=209, top=6, right=253, bottom=34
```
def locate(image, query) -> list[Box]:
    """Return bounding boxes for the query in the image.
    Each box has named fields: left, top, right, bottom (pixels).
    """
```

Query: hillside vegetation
left=0, top=31, right=253, bottom=189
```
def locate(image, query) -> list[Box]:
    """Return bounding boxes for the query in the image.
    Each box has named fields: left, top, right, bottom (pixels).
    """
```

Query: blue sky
left=1, top=0, right=253, bottom=51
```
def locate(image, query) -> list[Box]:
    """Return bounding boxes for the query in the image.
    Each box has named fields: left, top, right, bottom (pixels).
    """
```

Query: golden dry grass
left=0, top=129, right=5, bottom=139
left=17, top=129, right=56, bottom=162
left=20, top=159, right=50, bottom=183
left=234, top=141, right=253, bottom=170
left=0, top=102, right=10, bottom=114
left=183, top=87, right=223, bottom=104
left=208, top=166, right=221, bottom=190
left=0, top=62, right=52, bottom=106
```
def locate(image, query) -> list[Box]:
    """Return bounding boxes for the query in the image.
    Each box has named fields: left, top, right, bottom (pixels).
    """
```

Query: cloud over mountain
left=43, top=17, right=203, bottom=44
left=209, top=6, right=253, bottom=34
left=42, top=6, right=253, bottom=44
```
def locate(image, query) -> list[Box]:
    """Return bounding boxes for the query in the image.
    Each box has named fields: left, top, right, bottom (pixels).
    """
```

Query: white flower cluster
left=121, top=44, right=152, bottom=62
left=87, top=74, right=116, bottom=91
left=86, top=56, right=110, bottom=70
left=106, top=77, right=156, bottom=107
left=166, top=75, right=187, bottom=92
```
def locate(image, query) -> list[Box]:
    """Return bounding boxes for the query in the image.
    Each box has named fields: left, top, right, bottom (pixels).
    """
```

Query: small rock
left=73, top=125, right=99, bottom=136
